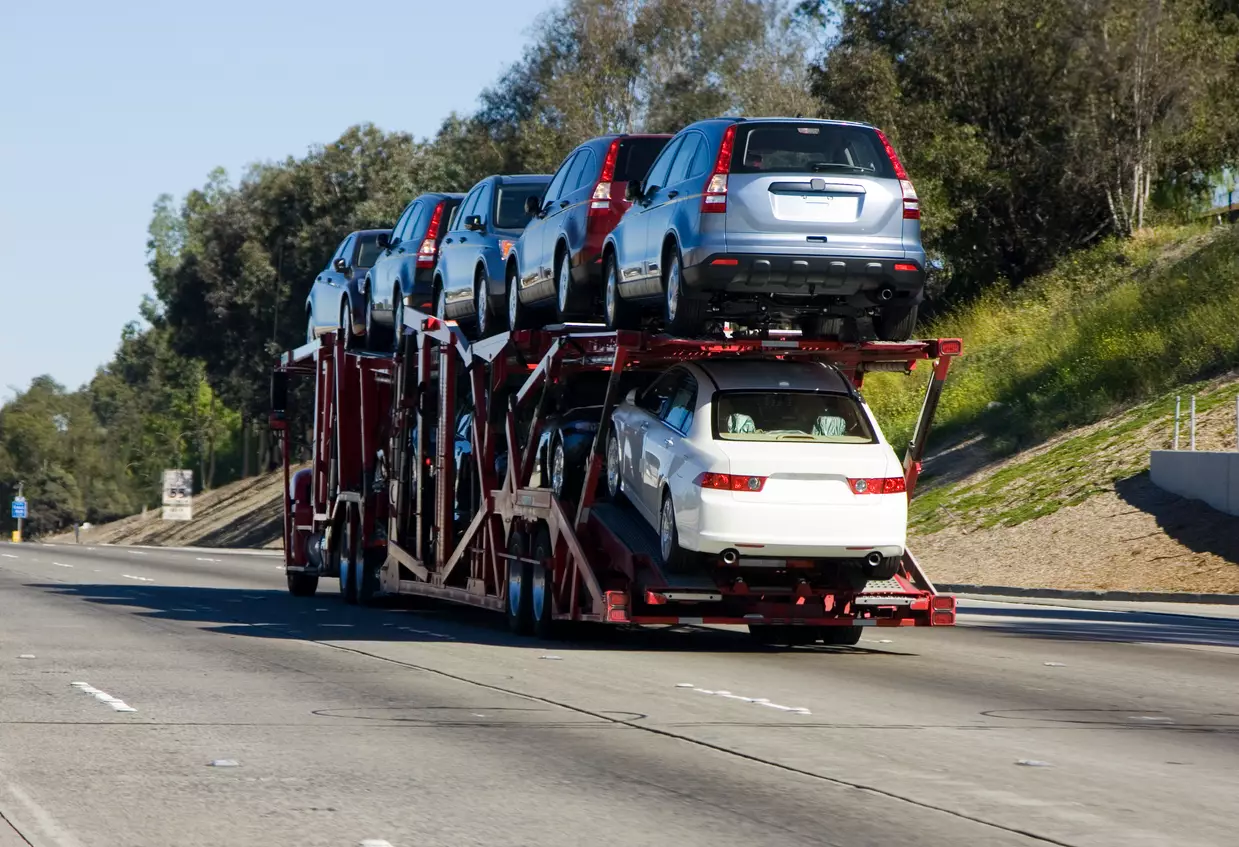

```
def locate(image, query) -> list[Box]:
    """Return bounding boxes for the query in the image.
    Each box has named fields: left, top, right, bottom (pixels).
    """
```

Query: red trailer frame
left=270, top=314, right=961, bottom=638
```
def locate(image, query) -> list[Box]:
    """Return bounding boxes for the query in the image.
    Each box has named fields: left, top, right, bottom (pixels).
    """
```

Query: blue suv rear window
left=730, top=123, right=896, bottom=179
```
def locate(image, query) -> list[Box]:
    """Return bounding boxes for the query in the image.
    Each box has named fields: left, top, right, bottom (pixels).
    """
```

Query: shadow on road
left=961, top=603, right=1239, bottom=648
left=1114, top=471, right=1239, bottom=563
left=24, top=581, right=911, bottom=656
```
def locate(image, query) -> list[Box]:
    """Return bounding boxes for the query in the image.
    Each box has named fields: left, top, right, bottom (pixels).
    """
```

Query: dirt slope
left=911, top=373, right=1239, bottom=592
left=48, top=468, right=300, bottom=549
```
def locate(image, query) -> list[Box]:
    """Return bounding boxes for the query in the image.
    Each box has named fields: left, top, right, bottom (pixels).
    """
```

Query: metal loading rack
left=270, top=311, right=962, bottom=637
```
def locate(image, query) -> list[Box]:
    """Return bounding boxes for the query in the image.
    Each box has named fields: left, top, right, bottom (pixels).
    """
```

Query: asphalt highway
left=2, top=540, right=1237, bottom=847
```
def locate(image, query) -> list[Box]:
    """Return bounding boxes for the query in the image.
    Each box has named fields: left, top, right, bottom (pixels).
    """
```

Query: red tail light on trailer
left=701, top=125, right=737, bottom=214
left=589, top=139, right=621, bottom=215
left=696, top=471, right=767, bottom=492
left=416, top=201, right=446, bottom=268
left=874, top=129, right=920, bottom=221
left=847, top=477, right=907, bottom=495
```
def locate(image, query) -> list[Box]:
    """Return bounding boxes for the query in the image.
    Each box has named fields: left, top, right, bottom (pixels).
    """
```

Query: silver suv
left=600, top=118, right=925, bottom=339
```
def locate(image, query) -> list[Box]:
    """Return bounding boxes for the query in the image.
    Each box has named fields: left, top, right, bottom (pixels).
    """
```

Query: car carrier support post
left=573, top=344, right=630, bottom=529
left=902, top=345, right=957, bottom=497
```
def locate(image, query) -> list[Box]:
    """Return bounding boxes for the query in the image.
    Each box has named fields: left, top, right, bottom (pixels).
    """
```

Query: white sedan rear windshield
left=714, top=391, right=875, bottom=443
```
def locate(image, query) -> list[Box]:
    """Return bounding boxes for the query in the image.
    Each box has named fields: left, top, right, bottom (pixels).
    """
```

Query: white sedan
left=604, top=359, right=907, bottom=574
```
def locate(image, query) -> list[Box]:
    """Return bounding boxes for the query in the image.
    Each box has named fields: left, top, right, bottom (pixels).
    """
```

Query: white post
left=1174, top=396, right=1181, bottom=450
left=1190, top=395, right=1197, bottom=451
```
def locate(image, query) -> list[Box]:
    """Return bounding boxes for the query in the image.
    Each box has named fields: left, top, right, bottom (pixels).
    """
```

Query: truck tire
left=529, top=524, right=558, bottom=639
left=875, top=303, right=919, bottom=341
left=819, top=626, right=863, bottom=646
left=338, top=513, right=359, bottom=605
left=286, top=572, right=319, bottom=597
left=506, top=529, right=532, bottom=635
left=356, top=546, right=382, bottom=605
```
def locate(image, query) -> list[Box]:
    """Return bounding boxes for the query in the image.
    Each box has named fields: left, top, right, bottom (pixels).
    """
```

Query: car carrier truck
left=269, top=311, right=960, bottom=645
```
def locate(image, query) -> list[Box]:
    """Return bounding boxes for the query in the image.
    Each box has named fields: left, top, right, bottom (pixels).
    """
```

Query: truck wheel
left=663, top=247, right=705, bottom=336
left=287, top=572, right=319, bottom=597
left=530, top=524, right=558, bottom=639
left=338, top=514, right=359, bottom=605
left=604, top=254, right=638, bottom=330
left=875, top=303, right=919, bottom=341
left=819, top=626, right=863, bottom=646
left=356, top=545, right=383, bottom=605
left=506, top=529, right=532, bottom=635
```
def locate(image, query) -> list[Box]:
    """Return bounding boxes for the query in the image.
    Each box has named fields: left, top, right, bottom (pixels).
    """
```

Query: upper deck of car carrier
left=269, top=309, right=962, bottom=641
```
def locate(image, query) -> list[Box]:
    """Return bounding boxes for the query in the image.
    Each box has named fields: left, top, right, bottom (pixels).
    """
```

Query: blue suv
left=434, top=174, right=550, bottom=338
left=601, top=118, right=926, bottom=339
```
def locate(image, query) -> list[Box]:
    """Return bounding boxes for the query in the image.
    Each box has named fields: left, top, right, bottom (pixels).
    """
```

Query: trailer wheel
left=529, top=524, right=558, bottom=639
left=286, top=572, right=319, bottom=597
left=338, top=512, right=359, bottom=605
left=819, top=626, right=863, bottom=646
left=506, top=529, right=532, bottom=635
left=356, top=545, right=382, bottom=606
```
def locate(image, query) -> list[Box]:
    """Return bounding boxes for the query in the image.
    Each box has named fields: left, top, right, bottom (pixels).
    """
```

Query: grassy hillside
left=863, top=223, right=1239, bottom=532
left=868, top=224, right=1239, bottom=448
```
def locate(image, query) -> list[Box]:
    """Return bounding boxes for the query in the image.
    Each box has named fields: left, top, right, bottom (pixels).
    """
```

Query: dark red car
left=503, top=134, right=673, bottom=329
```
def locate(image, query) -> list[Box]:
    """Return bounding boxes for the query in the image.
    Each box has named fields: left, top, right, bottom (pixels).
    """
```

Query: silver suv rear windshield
left=730, top=123, right=896, bottom=178
left=713, top=391, right=876, bottom=444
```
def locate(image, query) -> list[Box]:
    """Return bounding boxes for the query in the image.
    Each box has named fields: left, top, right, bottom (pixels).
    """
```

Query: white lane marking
left=1016, top=759, right=1052, bottom=767
left=195, top=557, right=222, bottom=563
left=53, top=562, right=74, bottom=568
left=122, top=574, right=154, bottom=582
left=3, top=779, right=88, bottom=847
left=676, top=682, right=694, bottom=688
left=70, top=682, right=137, bottom=713
left=683, top=686, right=810, bottom=715
left=208, top=759, right=240, bottom=768
left=18, top=654, right=36, bottom=659
left=1, top=553, right=18, bottom=558
left=396, top=627, right=454, bottom=639
left=359, top=841, right=394, bottom=847
left=127, top=550, right=149, bottom=555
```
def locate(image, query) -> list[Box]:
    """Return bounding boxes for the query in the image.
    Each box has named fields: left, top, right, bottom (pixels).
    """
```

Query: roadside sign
left=161, top=470, right=193, bottom=521
left=10, top=497, right=26, bottom=519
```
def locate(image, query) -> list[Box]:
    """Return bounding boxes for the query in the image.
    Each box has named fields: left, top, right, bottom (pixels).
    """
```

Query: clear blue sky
left=0, top=0, right=559, bottom=402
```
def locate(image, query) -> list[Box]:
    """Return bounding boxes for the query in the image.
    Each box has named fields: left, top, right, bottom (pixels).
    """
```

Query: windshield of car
left=713, top=391, right=876, bottom=443
left=355, top=234, right=384, bottom=268
left=614, top=137, right=670, bottom=182
left=729, top=123, right=897, bottom=178
left=494, top=184, right=548, bottom=230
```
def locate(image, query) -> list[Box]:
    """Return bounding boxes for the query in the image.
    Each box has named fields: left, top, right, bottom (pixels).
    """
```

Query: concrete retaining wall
left=1149, top=450, right=1239, bottom=516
